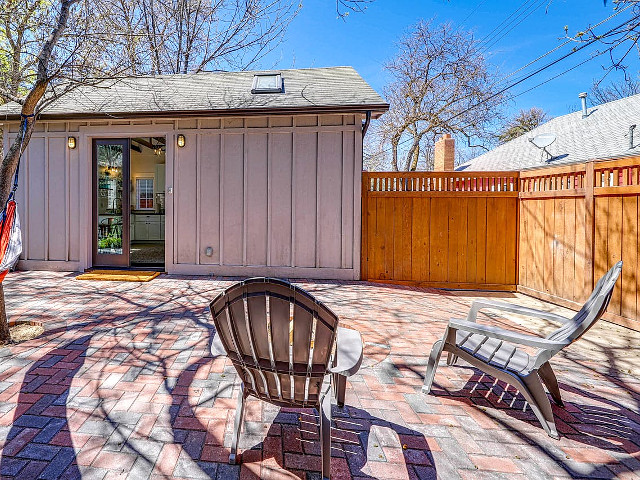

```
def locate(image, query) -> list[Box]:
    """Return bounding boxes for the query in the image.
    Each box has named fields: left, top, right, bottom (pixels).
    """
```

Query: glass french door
left=93, top=139, right=130, bottom=267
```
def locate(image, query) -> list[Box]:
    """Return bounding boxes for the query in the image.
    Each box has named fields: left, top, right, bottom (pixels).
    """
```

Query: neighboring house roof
left=0, top=66, right=388, bottom=121
left=458, top=93, right=640, bottom=171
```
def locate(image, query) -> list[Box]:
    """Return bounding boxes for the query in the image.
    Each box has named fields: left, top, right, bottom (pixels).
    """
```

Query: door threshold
left=88, top=266, right=165, bottom=273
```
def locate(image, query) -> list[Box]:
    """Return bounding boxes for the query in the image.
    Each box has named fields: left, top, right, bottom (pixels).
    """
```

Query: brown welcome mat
left=76, top=270, right=160, bottom=282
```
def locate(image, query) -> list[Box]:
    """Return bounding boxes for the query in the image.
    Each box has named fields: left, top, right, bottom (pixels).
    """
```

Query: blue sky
left=263, top=0, right=640, bottom=118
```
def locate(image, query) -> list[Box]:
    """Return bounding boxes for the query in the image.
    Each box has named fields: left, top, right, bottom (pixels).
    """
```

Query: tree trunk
left=0, top=285, right=9, bottom=343
left=409, top=143, right=420, bottom=171
left=404, top=139, right=420, bottom=171
left=391, top=138, right=400, bottom=171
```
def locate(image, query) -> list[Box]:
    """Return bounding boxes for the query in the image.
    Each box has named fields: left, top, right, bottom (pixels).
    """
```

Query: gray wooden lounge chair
left=209, top=277, right=363, bottom=480
left=422, top=261, right=623, bottom=439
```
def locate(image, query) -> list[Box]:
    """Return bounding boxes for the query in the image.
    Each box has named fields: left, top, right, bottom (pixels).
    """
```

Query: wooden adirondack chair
left=209, top=277, right=363, bottom=480
left=423, top=262, right=623, bottom=439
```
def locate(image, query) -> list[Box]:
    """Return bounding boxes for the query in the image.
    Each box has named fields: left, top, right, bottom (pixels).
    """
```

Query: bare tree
left=105, top=0, right=299, bottom=75
left=363, top=124, right=390, bottom=171
left=497, top=107, right=551, bottom=144
left=379, top=20, right=507, bottom=171
left=103, top=0, right=374, bottom=75
left=590, top=74, right=640, bottom=103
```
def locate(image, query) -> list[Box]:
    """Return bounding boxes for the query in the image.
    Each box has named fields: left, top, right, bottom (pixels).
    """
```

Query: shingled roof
left=0, top=66, right=388, bottom=120
left=458, top=92, right=640, bottom=171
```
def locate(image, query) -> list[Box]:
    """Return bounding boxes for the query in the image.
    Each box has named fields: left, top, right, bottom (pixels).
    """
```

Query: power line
left=511, top=49, right=611, bottom=100
left=377, top=12, right=640, bottom=156
left=477, top=0, right=536, bottom=46
left=494, top=2, right=635, bottom=88
left=480, top=0, right=549, bottom=53
left=460, top=0, right=488, bottom=28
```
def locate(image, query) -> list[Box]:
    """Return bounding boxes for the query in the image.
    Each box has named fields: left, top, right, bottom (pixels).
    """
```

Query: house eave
left=0, top=103, right=389, bottom=122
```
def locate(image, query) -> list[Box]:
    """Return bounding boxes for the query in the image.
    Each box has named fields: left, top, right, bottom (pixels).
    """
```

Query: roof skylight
left=252, top=73, right=283, bottom=94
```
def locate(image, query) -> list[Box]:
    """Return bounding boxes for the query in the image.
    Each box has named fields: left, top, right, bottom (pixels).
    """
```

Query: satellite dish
left=529, top=133, right=557, bottom=160
left=529, top=133, right=556, bottom=149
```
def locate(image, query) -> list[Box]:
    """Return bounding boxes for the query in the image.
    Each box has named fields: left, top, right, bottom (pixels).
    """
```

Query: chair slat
left=269, top=295, right=291, bottom=366
left=279, top=373, right=292, bottom=402
left=246, top=366, right=266, bottom=396
left=265, top=371, right=279, bottom=398
left=293, top=375, right=307, bottom=403
left=312, top=321, right=333, bottom=368
left=292, top=303, right=313, bottom=368
left=229, top=298, right=253, bottom=360
left=245, top=289, right=271, bottom=361
left=215, top=308, right=237, bottom=357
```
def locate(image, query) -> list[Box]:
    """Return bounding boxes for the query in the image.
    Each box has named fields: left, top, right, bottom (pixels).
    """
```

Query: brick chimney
left=434, top=134, right=455, bottom=171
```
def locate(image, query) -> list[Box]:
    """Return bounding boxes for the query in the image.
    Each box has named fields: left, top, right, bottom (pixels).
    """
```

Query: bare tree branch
left=591, top=73, right=640, bottom=103
left=0, top=87, right=23, bottom=103
left=378, top=19, right=507, bottom=171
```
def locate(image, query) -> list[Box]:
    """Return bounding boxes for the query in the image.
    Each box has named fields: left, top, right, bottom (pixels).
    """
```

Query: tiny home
left=0, top=67, right=387, bottom=279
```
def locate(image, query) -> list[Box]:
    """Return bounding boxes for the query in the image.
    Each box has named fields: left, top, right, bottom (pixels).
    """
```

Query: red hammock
left=0, top=114, right=29, bottom=282
left=0, top=199, right=21, bottom=282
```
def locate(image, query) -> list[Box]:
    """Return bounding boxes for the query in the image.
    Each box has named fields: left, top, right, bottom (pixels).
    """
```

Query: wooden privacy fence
left=361, top=156, right=640, bottom=331
left=361, top=171, right=519, bottom=291
left=519, top=156, right=640, bottom=331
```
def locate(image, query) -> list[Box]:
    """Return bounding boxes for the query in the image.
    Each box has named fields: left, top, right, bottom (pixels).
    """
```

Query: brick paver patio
left=0, top=271, right=639, bottom=479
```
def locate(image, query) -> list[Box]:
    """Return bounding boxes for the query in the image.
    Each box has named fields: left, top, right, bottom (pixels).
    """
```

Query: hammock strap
left=4, top=113, right=34, bottom=206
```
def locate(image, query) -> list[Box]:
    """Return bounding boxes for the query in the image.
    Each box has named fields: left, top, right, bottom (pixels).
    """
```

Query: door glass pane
left=97, top=144, right=124, bottom=255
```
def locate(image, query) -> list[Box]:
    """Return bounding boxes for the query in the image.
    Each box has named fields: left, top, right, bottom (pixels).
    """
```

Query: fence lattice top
left=518, top=157, right=640, bottom=197
left=364, top=157, right=640, bottom=197
left=363, top=171, right=519, bottom=194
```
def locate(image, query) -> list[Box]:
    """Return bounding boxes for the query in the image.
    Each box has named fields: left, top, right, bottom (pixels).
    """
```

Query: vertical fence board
left=563, top=198, right=576, bottom=302
left=411, top=198, right=429, bottom=282
left=476, top=197, right=487, bottom=285
left=466, top=199, right=478, bottom=284
left=456, top=198, right=469, bottom=283
left=505, top=198, right=518, bottom=286
left=637, top=199, right=640, bottom=327
left=621, top=196, right=637, bottom=319
left=608, top=196, right=623, bottom=316
left=543, top=199, right=555, bottom=295
left=447, top=197, right=459, bottom=283
left=429, top=198, right=448, bottom=283
left=552, top=198, right=564, bottom=297
left=381, top=196, right=394, bottom=280
left=574, top=197, right=587, bottom=302
left=594, top=197, right=608, bottom=284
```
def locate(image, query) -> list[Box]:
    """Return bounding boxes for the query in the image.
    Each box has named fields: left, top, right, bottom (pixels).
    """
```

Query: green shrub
left=98, top=236, right=122, bottom=249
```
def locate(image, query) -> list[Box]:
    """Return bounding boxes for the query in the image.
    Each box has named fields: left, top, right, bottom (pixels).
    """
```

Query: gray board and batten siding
left=0, top=67, right=388, bottom=279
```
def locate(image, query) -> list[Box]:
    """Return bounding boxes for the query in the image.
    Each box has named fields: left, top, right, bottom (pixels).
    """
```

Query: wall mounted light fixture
left=67, top=136, right=76, bottom=149
left=177, top=134, right=186, bottom=148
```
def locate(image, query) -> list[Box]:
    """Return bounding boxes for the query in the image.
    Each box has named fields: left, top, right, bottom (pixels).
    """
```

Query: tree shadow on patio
left=0, top=334, right=92, bottom=479
left=430, top=366, right=640, bottom=478
left=277, top=405, right=436, bottom=479
left=165, top=344, right=435, bottom=479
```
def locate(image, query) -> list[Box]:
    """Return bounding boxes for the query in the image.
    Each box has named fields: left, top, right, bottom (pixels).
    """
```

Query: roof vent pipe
left=578, top=92, right=588, bottom=118
left=630, top=124, right=637, bottom=149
